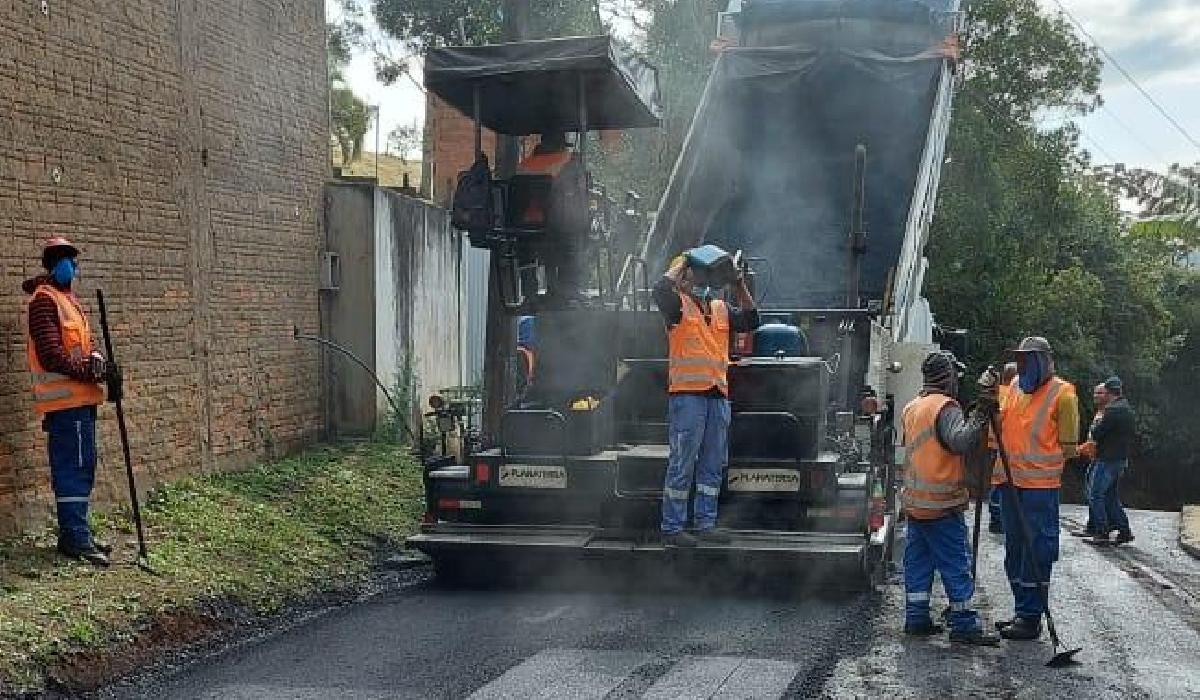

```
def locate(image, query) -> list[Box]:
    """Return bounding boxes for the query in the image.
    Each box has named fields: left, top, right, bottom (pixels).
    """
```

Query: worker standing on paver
left=514, top=315, right=536, bottom=399
left=994, top=336, right=1079, bottom=641
left=653, top=247, right=759, bottom=548
left=900, top=351, right=1001, bottom=645
left=23, top=237, right=120, bottom=567
left=1081, top=376, right=1136, bottom=546
left=988, top=362, right=1018, bottom=534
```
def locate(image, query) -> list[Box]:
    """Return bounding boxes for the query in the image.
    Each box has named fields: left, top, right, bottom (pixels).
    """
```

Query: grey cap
left=1014, top=336, right=1053, bottom=354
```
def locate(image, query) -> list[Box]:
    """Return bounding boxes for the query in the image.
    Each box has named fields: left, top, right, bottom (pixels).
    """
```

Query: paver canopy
left=425, top=35, right=662, bottom=135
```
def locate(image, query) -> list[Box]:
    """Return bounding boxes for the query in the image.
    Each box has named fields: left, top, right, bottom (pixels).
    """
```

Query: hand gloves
left=975, top=365, right=1001, bottom=415
left=664, top=255, right=689, bottom=287
left=1079, top=440, right=1097, bottom=461
left=105, top=362, right=123, bottom=403
left=87, top=352, right=107, bottom=383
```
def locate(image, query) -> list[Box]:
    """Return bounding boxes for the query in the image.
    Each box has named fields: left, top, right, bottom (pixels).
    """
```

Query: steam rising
left=646, top=7, right=952, bottom=308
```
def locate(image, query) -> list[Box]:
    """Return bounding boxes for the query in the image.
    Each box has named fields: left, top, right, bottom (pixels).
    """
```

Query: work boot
left=903, top=621, right=944, bottom=636
left=950, top=628, right=1002, bottom=646
left=994, top=616, right=1018, bottom=631
left=695, top=528, right=732, bottom=545
left=1070, top=528, right=1099, bottom=538
left=999, top=616, right=1042, bottom=641
left=662, top=531, right=698, bottom=548
left=92, top=539, right=113, bottom=555
left=58, top=542, right=110, bottom=568
left=1085, top=533, right=1112, bottom=546
left=1113, top=531, right=1135, bottom=545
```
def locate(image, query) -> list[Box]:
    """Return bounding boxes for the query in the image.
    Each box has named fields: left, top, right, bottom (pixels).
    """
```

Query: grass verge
left=0, top=442, right=423, bottom=695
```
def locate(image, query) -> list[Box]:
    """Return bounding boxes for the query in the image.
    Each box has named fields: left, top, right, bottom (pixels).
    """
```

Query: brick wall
left=0, top=1, right=327, bottom=533
left=424, top=93, right=498, bottom=206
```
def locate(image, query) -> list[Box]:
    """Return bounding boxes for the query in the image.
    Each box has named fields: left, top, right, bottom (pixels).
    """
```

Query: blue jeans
left=45, top=406, right=98, bottom=550
left=904, top=512, right=982, bottom=632
left=661, top=394, right=730, bottom=533
left=988, top=486, right=1003, bottom=529
left=1082, top=464, right=1097, bottom=533
left=1088, top=460, right=1130, bottom=536
left=1000, top=486, right=1059, bottom=620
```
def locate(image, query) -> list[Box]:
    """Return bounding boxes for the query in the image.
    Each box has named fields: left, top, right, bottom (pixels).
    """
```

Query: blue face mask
left=1018, top=353, right=1046, bottom=393
left=51, top=258, right=76, bottom=286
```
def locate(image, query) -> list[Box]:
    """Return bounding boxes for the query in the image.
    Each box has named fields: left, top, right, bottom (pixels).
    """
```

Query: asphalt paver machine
left=410, top=0, right=963, bottom=590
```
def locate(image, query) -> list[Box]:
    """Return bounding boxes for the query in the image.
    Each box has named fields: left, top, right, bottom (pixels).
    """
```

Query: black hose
left=292, top=328, right=416, bottom=442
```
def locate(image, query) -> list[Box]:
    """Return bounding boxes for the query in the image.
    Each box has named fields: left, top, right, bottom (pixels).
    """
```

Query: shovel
left=96, top=290, right=155, bottom=575
left=990, top=414, right=1082, bottom=667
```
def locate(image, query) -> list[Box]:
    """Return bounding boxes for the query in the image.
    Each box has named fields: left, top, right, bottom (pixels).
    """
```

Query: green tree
left=592, top=0, right=721, bottom=205
left=926, top=0, right=1187, bottom=501
left=1098, top=163, right=1200, bottom=245
left=388, top=121, right=425, bottom=162
left=343, top=0, right=602, bottom=86
left=328, top=21, right=373, bottom=163
left=1145, top=268, right=1200, bottom=504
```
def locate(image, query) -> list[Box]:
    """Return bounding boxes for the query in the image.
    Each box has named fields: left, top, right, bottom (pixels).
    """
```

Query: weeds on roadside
left=0, top=442, right=423, bottom=693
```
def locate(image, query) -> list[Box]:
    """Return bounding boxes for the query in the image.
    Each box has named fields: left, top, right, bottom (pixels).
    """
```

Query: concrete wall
left=324, top=184, right=484, bottom=436
left=377, top=189, right=465, bottom=418
left=323, top=184, right=376, bottom=435
left=0, top=1, right=327, bottom=533
left=462, top=246, right=491, bottom=387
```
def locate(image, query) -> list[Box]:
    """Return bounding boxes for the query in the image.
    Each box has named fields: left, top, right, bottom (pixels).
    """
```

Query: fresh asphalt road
left=109, top=507, right=1200, bottom=699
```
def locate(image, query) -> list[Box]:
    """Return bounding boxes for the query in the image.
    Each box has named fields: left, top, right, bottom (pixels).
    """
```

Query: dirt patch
left=45, top=607, right=232, bottom=694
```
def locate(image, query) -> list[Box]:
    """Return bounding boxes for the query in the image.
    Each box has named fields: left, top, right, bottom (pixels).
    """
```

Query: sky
left=1040, top=0, right=1200, bottom=170
left=334, top=0, right=1200, bottom=171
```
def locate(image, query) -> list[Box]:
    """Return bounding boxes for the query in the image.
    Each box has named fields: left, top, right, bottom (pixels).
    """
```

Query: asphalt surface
left=107, top=507, right=1200, bottom=699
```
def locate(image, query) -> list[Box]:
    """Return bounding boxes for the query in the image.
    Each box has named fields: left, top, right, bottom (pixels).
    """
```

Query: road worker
left=515, top=315, right=536, bottom=398
left=513, top=130, right=587, bottom=297
left=517, top=130, right=571, bottom=177
left=993, top=336, right=1079, bottom=641
left=988, top=362, right=1018, bottom=534
left=514, top=130, right=573, bottom=228
left=23, top=237, right=121, bottom=567
left=652, top=246, right=760, bottom=547
left=901, top=351, right=1001, bottom=645
left=1080, top=376, right=1135, bottom=546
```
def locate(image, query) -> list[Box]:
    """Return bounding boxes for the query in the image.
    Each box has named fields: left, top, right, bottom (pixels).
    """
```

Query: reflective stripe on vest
left=26, top=285, right=104, bottom=415
left=901, top=393, right=969, bottom=518
left=993, top=377, right=1073, bottom=489
left=667, top=294, right=730, bottom=395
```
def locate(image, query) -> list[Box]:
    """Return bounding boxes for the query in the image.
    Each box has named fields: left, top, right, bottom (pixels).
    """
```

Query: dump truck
left=408, top=0, right=964, bottom=589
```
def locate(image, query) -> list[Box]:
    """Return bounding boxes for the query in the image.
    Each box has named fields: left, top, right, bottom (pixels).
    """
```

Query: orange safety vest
left=901, top=393, right=969, bottom=519
left=992, top=376, right=1075, bottom=489
left=667, top=294, right=730, bottom=396
left=516, top=150, right=571, bottom=176
left=26, top=285, right=104, bottom=415
left=515, top=150, right=572, bottom=225
left=988, top=384, right=1012, bottom=482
